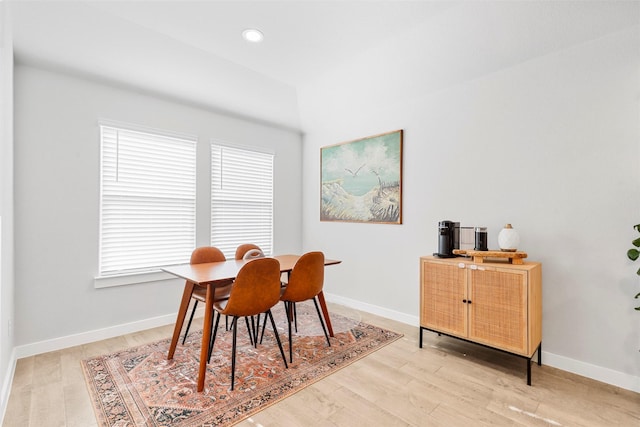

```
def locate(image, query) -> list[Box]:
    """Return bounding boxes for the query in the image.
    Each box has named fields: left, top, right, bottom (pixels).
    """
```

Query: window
left=99, top=124, right=196, bottom=277
left=211, top=143, right=274, bottom=258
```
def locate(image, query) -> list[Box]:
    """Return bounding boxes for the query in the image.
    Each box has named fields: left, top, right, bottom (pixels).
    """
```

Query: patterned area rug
left=81, top=301, right=402, bottom=426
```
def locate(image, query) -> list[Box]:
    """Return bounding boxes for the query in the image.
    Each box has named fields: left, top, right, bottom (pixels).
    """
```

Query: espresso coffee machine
left=435, top=220, right=460, bottom=258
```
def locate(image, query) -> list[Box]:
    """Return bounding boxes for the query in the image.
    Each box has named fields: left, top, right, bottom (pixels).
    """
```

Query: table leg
left=168, top=281, right=195, bottom=359
left=317, top=291, right=334, bottom=337
left=197, top=284, right=215, bottom=392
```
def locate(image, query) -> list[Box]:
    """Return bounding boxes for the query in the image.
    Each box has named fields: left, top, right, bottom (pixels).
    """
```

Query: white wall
left=299, top=6, right=640, bottom=391
left=10, top=1, right=303, bottom=131
left=0, top=0, right=16, bottom=418
left=12, top=65, right=302, bottom=350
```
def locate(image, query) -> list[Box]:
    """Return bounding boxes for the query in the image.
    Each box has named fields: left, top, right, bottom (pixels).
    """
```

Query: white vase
left=498, top=223, right=520, bottom=252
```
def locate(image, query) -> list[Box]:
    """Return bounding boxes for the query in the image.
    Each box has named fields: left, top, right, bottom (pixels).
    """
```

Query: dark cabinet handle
left=462, top=299, right=473, bottom=304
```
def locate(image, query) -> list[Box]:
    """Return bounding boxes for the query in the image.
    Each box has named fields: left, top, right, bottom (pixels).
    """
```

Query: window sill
left=94, top=270, right=178, bottom=289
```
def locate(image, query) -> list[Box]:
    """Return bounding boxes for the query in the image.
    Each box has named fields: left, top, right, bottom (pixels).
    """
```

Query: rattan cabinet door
left=420, top=260, right=467, bottom=337
left=467, top=267, right=528, bottom=355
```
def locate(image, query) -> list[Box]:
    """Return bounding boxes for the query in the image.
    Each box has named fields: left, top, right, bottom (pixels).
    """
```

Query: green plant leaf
left=628, top=226, right=640, bottom=311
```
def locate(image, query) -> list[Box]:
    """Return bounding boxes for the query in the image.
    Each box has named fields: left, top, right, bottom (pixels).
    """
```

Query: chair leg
left=251, top=313, right=264, bottom=347
left=208, top=311, right=222, bottom=363
left=312, top=297, right=331, bottom=347
left=286, top=301, right=294, bottom=363
left=244, top=316, right=254, bottom=347
left=230, top=315, right=238, bottom=391
left=293, top=302, right=298, bottom=332
left=182, top=300, right=198, bottom=344
left=207, top=305, right=216, bottom=354
left=229, top=316, right=241, bottom=333
left=249, top=316, right=256, bottom=347
left=267, top=309, right=288, bottom=369
left=259, top=312, right=268, bottom=344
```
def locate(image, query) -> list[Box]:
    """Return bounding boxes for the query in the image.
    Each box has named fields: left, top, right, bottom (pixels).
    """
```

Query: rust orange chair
left=234, top=244, right=265, bottom=340
left=181, top=247, right=232, bottom=344
left=183, top=244, right=266, bottom=343
left=209, top=257, right=288, bottom=390
left=235, top=243, right=264, bottom=260
left=277, top=251, right=331, bottom=363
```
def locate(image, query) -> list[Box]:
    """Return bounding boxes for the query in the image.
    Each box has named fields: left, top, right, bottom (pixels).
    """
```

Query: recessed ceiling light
left=242, top=29, right=264, bottom=43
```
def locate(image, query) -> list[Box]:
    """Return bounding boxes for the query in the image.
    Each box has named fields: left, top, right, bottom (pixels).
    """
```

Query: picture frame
left=321, top=129, right=403, bottom=224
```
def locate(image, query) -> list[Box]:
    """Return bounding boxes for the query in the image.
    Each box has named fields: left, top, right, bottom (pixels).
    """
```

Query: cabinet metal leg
left=538, top=342, right=542, bottom=365
left=421, top=326, right=540, bottom=386
left=526, top=342, right=542, bottom=386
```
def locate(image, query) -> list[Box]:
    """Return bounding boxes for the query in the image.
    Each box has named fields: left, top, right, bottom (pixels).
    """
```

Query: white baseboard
left=0, top=348, right=17, bottom=426
left=2, top=307, right=206, bottom=425
left=323, top=292, right=640, bottom=394
left=542, top=351, right=640, bottom=393
left=325, top=292, right=419, bottom=326
left=13, top=308, right=201, bottom=359
left=5, top=297, right=640, bottom=395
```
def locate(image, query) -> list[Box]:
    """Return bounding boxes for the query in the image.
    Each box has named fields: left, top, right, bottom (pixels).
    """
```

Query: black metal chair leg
left=259, top=313, right=268, bottom=344
left=287, top=302, right=294, bottom=363
left=208, top=311, right=221, bottom=363
left=267, top=309, right=288, bottom=369
left=293, top=302, right=298, bottom=332
left=182, top=300, right=198, bottom=344
left=312, top=297, right=331, bottom=347
left=254, top=314, right=261, bottom=345
left=244, top=316, right=254, bottom=346
left=249, top=315, right=256, bottom=347
left=231, top=316, right=238, bottom=391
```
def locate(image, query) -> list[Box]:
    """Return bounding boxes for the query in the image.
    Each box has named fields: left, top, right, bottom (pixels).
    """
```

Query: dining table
left=162, top=254, right=342, bottom=392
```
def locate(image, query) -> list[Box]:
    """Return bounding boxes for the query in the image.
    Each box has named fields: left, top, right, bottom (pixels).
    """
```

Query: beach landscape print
left=321, top=130, right=403, bottom=224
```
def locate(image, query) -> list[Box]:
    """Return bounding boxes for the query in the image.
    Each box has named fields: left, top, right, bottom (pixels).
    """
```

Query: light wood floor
left=3, top=303, right=639, bottom=426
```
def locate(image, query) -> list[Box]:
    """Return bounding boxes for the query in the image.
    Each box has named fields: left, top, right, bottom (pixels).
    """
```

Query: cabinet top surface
left=421, top=255, right=541, bottom=269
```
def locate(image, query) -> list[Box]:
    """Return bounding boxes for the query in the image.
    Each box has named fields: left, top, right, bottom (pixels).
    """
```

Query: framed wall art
left=321, top=129, right=403, bottom=224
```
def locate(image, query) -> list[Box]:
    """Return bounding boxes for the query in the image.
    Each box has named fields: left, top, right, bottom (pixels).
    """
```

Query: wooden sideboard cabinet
left=419, top=256, right=542, bottom=385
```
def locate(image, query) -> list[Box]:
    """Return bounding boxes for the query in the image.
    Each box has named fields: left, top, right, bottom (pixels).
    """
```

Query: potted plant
left=625, top=224, right=640, bottom=311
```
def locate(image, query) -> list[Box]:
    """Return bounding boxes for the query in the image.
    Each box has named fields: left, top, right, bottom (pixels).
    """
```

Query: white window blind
left=211, top=143, right=274, bottom=258
left=99, top=125, right=196, bottom=276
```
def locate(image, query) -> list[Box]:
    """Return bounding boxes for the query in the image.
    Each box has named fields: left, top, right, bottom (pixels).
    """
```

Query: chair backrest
left=222, top=257, right=281, bottom=317
left=243, top=249, right=265, bottom=260
left=190, top=246, right=226, bottom=265
left=281, top=251, right=325, bottom=302
left=235, top=243, right=262, bottom=260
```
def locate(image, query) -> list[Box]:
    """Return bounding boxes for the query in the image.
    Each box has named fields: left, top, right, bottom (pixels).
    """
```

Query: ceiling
left=8, top=1, right=639, bottom=131
left=85, top=0, right=457, bottom=88
left=9, top=1, right=457, bottom=130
